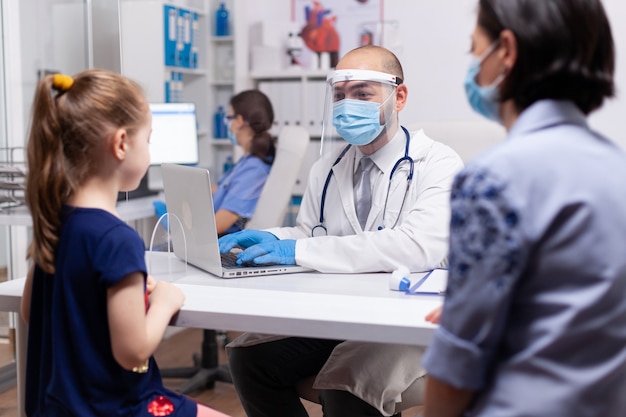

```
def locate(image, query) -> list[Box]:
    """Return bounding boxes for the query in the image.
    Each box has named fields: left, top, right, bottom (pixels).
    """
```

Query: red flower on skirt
left=147, top=396, right=175, bottom=416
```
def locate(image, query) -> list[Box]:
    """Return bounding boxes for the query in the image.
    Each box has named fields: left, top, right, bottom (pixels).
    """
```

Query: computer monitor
left=149, top=102, right=199, bottom=165
left=118, top=102, right=199, bottom=200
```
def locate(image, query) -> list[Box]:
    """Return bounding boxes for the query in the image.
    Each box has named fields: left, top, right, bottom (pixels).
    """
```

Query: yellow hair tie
left=52, top=74, right=74, bottom=91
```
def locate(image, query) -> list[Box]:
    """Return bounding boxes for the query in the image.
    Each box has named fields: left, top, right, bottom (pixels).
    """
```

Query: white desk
left=0, top=252, right=443, bottom=416
left=146, top=252, right=442, bottom=345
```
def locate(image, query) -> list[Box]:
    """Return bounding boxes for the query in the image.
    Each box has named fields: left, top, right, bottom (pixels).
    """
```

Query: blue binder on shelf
left=164, top=70, right=172, bottom=102
left=177, top=7, right=191, bottom=68
left=163, top=5, right=178, bottom=67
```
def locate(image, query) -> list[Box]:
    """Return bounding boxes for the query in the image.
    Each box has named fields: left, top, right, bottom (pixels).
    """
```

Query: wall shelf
left=250, top=69, right=328, bottom=81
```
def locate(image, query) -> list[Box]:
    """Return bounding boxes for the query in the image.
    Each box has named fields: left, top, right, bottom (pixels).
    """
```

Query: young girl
left=20, top=69, right=230, bottom=417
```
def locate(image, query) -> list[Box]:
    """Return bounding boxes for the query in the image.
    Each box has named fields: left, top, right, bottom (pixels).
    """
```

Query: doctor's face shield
left=320, top=69, right=402, bottom=159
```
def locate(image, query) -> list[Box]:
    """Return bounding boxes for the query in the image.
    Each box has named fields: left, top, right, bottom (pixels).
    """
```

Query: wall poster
left=291, top=0, right=385, bottom=69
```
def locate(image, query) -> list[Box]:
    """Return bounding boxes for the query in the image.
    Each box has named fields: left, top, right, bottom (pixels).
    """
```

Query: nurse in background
left=213, top=90, right=275, bottom=235
left=422, top=0, right=626, bottom=416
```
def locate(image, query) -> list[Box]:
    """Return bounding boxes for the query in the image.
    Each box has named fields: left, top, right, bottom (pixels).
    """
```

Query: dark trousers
left=228, top=337, right=400, bottom=417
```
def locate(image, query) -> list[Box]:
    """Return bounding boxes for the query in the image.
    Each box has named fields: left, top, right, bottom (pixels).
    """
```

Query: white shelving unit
left=249, top=70, right=326, bottom=196
left=119, top=0, right=255, bottom=178
left=120, top=0, right=213, bottom=184
left=206, top=23, right=236, bottom=175
left=250, top=69, right=327, bottom=139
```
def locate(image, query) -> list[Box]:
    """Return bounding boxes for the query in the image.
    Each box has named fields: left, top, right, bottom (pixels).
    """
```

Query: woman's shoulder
left=238, top=154, right=272, bottom=172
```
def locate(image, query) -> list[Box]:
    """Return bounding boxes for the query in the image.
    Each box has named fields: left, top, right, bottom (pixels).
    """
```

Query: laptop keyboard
left=220, top=251, right=279, bottom=268
left=220, top=251, right=243, bottom=267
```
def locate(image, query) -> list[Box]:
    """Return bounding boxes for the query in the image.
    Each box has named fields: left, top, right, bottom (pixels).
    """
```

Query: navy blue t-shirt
left=25, top=207, right=196, bottom=417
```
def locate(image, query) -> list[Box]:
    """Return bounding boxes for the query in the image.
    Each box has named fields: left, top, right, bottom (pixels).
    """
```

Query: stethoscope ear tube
left=315, top=145, right=353, bottom=228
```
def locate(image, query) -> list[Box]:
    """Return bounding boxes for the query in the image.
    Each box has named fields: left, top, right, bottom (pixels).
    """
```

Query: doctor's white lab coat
left=228, top=128, right=464, bottom=415
left=268, top=127, right=464, bottom=273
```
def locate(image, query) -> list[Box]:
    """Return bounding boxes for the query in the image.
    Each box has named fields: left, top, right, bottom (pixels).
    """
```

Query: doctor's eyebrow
left=333, top=82, right=378, bottom=101
left=347, top=82, right=378, bottom=99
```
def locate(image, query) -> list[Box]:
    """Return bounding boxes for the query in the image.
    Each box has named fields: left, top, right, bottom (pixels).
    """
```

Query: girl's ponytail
left=25, top=70, right=146, bottom=274
left=26, top=74, right=73, bottom=273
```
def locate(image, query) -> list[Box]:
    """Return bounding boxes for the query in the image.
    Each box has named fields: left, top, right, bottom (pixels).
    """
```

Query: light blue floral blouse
left=423, top=100, right=626, bottom=417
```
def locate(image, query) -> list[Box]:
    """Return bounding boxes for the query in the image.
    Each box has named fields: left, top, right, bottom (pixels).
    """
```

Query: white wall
left=244, top=0, right=626, bottom=149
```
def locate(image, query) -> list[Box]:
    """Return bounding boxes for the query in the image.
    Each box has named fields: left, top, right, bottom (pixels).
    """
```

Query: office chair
left=245, top=125, right=310, bottom=229
left=160, top=126, right=310, bottom=394
left=159, top=329, right=232, bottom=393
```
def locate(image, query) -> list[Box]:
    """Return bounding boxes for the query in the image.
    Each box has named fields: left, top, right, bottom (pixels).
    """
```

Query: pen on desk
left=406, top=269, right=434, bottom=294
left=406, top=290, right=446, bottom=296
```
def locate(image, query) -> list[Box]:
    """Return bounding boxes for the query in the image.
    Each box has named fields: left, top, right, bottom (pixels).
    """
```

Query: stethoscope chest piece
left=311, top=224, right=328, bottom=237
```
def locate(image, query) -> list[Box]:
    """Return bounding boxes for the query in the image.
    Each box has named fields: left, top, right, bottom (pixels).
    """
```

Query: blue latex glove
left=153, top=200, right=169, bottom=230
left=237, top=239, right=297, bottom=265
left=218, top=230, right=278, bottom=253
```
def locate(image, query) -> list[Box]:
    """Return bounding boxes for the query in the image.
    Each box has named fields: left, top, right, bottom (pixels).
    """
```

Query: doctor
left=219, top=46, right=463, bottom=273
left=219, top=45, right=463, bottom=416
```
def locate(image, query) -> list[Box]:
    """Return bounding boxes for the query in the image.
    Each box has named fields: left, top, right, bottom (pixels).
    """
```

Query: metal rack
left=0, top=147, right=26, bottom=210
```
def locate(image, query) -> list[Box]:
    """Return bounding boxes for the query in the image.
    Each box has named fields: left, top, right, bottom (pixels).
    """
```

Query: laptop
left=160, top=163, right=314, bottom=278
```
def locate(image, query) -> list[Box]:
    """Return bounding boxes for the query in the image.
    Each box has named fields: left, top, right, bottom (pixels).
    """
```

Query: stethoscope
left=311, top=126, right=415, bottom=237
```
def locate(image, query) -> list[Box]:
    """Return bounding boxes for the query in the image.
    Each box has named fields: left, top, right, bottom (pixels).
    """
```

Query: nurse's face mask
left=223, top=113, right=238, bottom=145
left=321, top=70, right=402, bottom=154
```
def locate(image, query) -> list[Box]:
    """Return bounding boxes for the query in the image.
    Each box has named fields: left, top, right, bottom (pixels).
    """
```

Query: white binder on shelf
left=283, top=80, right=303, bottom=131
left=306, top=79, right=326, bottom=137
left=175, top=7, right=185, bottom=68
left=191, top=12, right=199, bottom=69
left=258, top=81, right=281, bottom=137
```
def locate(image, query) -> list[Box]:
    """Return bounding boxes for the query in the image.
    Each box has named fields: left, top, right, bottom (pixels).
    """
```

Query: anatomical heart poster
left=291, top=0, right=383, bottom=69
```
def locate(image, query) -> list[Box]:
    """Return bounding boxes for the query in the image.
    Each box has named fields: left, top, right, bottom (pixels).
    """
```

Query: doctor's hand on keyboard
left=218, top=230, right=278, bottom=253
left=219, top=250, right=275, bottom=268
left=236, top=239, right=297, bottom=266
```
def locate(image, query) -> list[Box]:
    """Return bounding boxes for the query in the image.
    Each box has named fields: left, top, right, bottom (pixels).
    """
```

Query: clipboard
left=405, top=268, right=447, bottom=296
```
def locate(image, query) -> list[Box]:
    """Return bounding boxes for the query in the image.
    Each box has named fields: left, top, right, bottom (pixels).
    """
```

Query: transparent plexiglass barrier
left=146, top=212, right=189, bottom=280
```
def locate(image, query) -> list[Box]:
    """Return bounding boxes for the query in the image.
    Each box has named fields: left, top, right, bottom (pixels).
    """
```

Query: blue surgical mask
left=464, top=43, right=504, bottom=124
left=226, top=121, right=237, bottom=145
left=332, top=99, right=385, bottom=146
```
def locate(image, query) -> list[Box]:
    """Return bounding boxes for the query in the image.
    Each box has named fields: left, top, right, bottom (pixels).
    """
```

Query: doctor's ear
left=395, top=84, right=408, bottom=111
